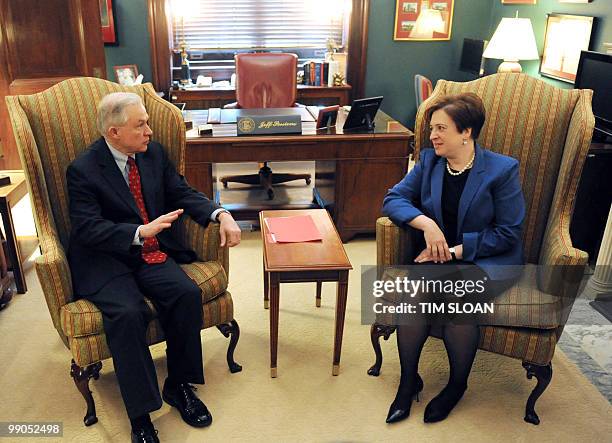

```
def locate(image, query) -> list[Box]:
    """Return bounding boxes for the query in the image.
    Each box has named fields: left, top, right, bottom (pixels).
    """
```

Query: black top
left=442, top=165, right=471, bottom=247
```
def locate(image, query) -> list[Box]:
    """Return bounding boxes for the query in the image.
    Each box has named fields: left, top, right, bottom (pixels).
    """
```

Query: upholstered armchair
left=369, top=73, right=594, bottom=425
left=220, top=52, right=311, bottom=199
left=414, top=74, right=433, bottom=108
left=6, top=77, right=242, bottom=427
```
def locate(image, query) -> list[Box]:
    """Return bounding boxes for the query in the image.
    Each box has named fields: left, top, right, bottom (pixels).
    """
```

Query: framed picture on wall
left=393, top=0, right=454, bottom=41
left=540, top=14, right=595, bottom=83
left=114, top=65, right=139, bottom=86
left=100, top=0, right=118, bottom=45
left=501, top=0, right=537, bottom=4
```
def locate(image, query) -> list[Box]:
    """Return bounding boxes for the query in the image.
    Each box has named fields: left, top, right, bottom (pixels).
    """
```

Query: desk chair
left=370, top=73, right=594, bottom=425
left=220, top=53, right=311, bottom=200
left=414, top=74, right=433, bottom=108
left=6, top=77, right=242, bottom=426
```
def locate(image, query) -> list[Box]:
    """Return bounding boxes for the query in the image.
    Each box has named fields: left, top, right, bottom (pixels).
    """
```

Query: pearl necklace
left=446, top=152, right=475, bottom=176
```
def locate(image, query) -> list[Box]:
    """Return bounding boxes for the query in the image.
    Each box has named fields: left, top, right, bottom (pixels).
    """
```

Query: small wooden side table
left=0, top=171, right=37, bottom=293
left=260, top=209, right=352, bottom=378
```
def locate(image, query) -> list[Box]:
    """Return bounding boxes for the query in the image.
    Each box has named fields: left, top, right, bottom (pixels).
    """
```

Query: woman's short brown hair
left=425, top=93, right=486, bottom=140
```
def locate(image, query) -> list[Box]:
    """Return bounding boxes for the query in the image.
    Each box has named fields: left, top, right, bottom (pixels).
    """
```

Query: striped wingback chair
left=414, top=74, right=433, bottom=108
left=5, top=77, right=242, bottom=426
left=369, top=73, right=594, bottom=425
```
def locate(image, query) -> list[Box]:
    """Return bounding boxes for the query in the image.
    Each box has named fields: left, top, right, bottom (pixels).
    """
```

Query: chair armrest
left=35, top=234, right=73, bottom=348
left=376, top=217, right=418, bottom=267
left=537, top=216, right=588, bottom=300
left=174, top=215, right=229, bottom=276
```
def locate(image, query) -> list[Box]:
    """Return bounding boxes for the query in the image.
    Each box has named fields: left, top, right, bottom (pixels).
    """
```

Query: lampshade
left=483, top=17, right=539, bottom=72
left=410, top=8, right=446, bottom=39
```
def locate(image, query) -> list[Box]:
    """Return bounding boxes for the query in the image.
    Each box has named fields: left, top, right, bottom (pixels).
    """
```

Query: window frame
left=147, top=0, right=369, bottom=98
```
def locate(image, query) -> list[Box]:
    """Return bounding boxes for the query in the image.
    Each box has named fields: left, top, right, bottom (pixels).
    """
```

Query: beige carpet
left=0, top=231, right=610, bottom=443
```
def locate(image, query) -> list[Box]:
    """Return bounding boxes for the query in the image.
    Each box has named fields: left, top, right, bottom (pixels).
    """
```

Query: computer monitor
left=459, top=38, right=487, bottom=76
left=343, top=96, right=383, bottom=131
left=574, top=50, right=612, bottom=137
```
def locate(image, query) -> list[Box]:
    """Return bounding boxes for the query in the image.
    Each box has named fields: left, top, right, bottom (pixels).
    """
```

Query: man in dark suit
left=66, top=92, right=241, bottom=442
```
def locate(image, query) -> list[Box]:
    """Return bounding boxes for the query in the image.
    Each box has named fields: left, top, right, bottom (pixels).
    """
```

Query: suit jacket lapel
left=95, top=139, right=142, bottom=220
left=430, top=156, right=445, bottom=229
left=457, top=145, right=485, bottom=236
left=136, top=151, right=157, bottom=219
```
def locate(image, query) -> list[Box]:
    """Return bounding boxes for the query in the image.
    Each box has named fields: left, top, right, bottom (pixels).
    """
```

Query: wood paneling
left=0, top=0, right=105, bottom=169
left=347, top=0, right=369, bottom=100
left=147, top=0, right=173, bottom=93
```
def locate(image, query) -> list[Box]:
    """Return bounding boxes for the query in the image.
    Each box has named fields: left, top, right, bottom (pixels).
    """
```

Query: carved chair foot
left=522, top=361, right=552, bottom=425
left=217, top=319, right=242, bottom=373
left=70, top=360, right=102, bottom=426
left=367, top=324, right=396, bottom=376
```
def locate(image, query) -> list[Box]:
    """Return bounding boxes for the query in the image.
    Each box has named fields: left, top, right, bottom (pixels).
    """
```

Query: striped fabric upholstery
left=375, top=74, right=593, bottom=362
left=61, top=261, right=227, bottom=338
left=5, top=77, right=234, bottom=367
left=414, top=73, right=593, bottom=264
left=414, top=74, right=433, bottom=108
left=68, top=292, right=234, bottom=367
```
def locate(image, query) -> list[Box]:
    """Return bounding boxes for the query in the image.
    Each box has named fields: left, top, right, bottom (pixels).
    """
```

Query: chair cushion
left=68, top=291, right=235, bottom=367
left=479, top=325, right=558, bottom=365
left=61, top=261, right=227, bottom=338
left=480, top=271, right=565, bottom=329
left=180, top=260, right=228, bottom=303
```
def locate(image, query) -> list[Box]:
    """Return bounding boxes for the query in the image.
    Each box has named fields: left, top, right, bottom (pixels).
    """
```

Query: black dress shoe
left=162, top=381, right=212, bottom=428
left=131, top=426, right=159, bottom=443
left=386, top=373, right=424, bottom=424
left=423, top=383, right=467, bottom=423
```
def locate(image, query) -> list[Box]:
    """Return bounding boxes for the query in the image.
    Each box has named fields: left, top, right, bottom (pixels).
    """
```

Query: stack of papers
left=264, top=215, right=323, bottom=243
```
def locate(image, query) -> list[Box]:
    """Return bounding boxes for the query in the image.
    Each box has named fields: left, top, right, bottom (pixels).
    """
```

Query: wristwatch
left=449, top=247, right=457, bottom=260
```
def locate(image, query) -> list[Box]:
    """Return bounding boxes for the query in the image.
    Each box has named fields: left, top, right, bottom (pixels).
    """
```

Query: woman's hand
left=410, top=215, right=451, bottom=263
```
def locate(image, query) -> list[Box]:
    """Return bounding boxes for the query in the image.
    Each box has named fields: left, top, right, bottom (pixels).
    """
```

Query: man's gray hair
left=97, top=92, right=143, bottom=136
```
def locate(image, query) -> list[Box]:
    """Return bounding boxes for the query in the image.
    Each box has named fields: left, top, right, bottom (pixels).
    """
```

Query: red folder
left=264, top=215, right=323, bottom=243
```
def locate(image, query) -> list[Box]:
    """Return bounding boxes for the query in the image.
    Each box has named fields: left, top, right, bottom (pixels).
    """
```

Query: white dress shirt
left=105, top=140, right=226, bottom=247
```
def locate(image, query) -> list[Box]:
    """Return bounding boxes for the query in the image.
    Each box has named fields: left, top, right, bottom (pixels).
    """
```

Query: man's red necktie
left=127, top=157, right=167, bottom=264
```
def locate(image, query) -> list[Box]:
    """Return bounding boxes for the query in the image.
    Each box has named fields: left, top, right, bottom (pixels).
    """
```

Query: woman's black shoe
left=385, top=373, right=424, bottom=424
left=423, top=383, right=467, bottom=423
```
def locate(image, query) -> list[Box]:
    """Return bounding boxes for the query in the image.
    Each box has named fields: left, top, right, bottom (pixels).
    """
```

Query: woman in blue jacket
left=382, top=93, right=525, bottom=424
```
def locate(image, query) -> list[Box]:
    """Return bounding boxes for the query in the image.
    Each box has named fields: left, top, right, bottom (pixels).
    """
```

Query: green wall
left=103, top=0, right=152, bottom=84
left=364, top=0, right=495, bottom=128
left=488, top=0, right=612, bottom=90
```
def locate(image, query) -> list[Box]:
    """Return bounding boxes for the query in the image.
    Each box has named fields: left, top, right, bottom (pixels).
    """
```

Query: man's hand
left=218, top=211, right=241, bottom=247
left=139, top=209, right=183, bottom=238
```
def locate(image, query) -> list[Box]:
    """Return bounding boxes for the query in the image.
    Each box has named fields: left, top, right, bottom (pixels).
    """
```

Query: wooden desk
left=0, top=171, right=38, bottom=294
left=185, top=109, right=413, bottom=242
left=260, top=209, right=352, bottom=377
left=171, top=84, right=352, bottom=109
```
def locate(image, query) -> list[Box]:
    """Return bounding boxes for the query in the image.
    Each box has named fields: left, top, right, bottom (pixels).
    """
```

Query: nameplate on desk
left=237, top=115, right=302, bottom=136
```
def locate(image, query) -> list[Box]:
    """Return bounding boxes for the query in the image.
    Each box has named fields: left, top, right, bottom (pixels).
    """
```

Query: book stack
left=302, top=61, right=329, bottom=86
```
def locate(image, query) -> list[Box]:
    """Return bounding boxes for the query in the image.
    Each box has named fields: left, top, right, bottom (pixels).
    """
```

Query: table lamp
left=410, top=1, right=446, bottom=39
left=483, top=13, right=539, bottom=73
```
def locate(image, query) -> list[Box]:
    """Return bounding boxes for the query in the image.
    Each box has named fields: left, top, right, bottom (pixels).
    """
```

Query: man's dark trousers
left=85, top=256, right=204, bottom=419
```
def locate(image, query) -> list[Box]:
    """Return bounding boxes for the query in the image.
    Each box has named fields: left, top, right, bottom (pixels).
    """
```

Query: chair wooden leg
left=217, top=320, right=243, bottom=373
left=315, top=281, right=322, bottom=307
left=70, top=360, right=102, bottom=426
left=522, top=362, right=553, bottom=425
left=367, top=324, right=396, bottom=376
